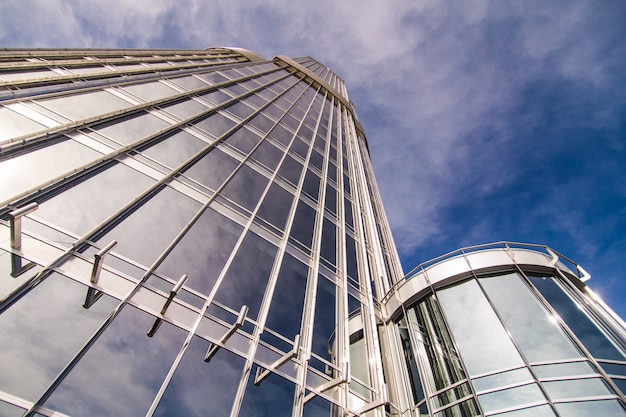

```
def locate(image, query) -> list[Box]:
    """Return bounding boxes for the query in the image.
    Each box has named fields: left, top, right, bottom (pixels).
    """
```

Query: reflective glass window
left=311, top=276, right=337, bottom=360
left=140, top=130, right=206, bottom=169
left=249, top=113, right=275, bottom=134
left=251, top=139, right=284, bottom=170
left=290, top=138, right=310, bottom=159
left=479, top=273, right=581, bottom=362
left=530, top=275, right=626, bottom=361
left=45, top=305, right=186, bottom=416
left=122, top=81, right=179, bottom=101
left=533, top=361, right=596, bottom=379
left=94, top=111, right=170, bottom=145
left=220, top=163, right=269, bottom=211
left=194, top=113, right=237, bottom=139
left=224, top=127, right=262, bottom=155
left=183, top=147, right=239, bottom=192
left=96, top=186, right=201, bottom=267
left=543, top=377, right=611, bottom=401
left=478, top=383, right=546, bottom=413
left=289, top=200, right=316, bottom=249
left=0, top=273, right=117, bottom=402
left=0, top=138, right=101, bottom=202
left=268, top=124, right=293, bottom=147
left=153, top=336, right=245, bottom=417
left=325, top=183, right=337, bottom=215
left=38, top=90, right=130, bottom=121
left=33, top=162, right=154, bottom=236
left=256, top=183, right=295, bottom=231
left=198, top=90, right=232, bottom=106
left=437, top=279, right=525, bottom=376
left=226, top=101, right=256, bottom=120
left=157, top=207, right=243, bottom=295
left=214, top=231, right=278, bottom=319
left=302, top=169, right=321, bottom=201
left=264, top=253, right=308, bottom=340
left=320, top=218, right=336, bottom=266
left=161, top=99, right=207, bottom=120
left=238, top=371, right=295, bottom=416
left=473, top=368, right=534, bottom=392
left=169, top=75, right=208, bottom=91
left=492, top=404, right=556, bottom=417
left=277, top=154, right=303, bottom=186
left=0, top=401, right=25, bottom=417
left=0, top=106, right=46, bottom=141
left=555, top=399, right=626, bottom=416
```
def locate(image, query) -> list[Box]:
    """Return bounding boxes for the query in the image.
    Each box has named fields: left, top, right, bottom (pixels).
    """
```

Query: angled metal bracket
left=303, top=362, right=349, bottom=404
left=347, top=384, right=389, bottom=417
left=204, top=305, right=248, bottom=361
left=147, top=274, right=189, bottom=337
left=577, top=264, right=591, bottom=282
left=254, top=334, right=300, bottom=386
left=83, top=240, right=117, bottom=309
left=546, top=247, right=559, bottom=266
left=8, top=203, right=38, bottom=277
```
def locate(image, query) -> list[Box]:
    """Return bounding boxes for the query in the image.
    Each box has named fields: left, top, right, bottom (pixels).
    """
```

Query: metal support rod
left=204, top=305, right=248, bottom=361
left=90, top=240, right=118, bottom=285
left=254, top=334, right=300, bottom=385
left=9, top=202, right=38, bottom=250
left=147, top=275, right=189, bottom=337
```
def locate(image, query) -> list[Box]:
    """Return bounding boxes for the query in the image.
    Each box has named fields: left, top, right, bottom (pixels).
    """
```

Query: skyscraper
left=0, top=47, right=624, bottom=417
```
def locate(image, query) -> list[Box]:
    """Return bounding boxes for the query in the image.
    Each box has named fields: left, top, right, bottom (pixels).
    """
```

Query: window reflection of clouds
left=122, top=81, right=179, bottom=102
left=214, top=231, right=278, bottom=320
left=153, top=336, right=244, bottom=417
left=96, top=186, right=201, bottom=267
left=140, top=130, right=206, bottom=170
left=555, top=399, right=626, bottom=416
left=479, top=273, right=581, bottom=362
left=45, top=305, right=186, bottom=416
left=437, top=279, right=524, bottom=376
left=34, top=162, right=154, bottom=236
left=0, top=106, right=46, bottom=141
left=311, top=275, right=336, bottom=361
left=183, top=147, right=239, bottom=192
left=289, top=200, right=316, bottom=249
left=477, top=383, right=546, bottom=413
left=264, top=253, right=308, bottom=340
left=0, top=138, right=101, bottom=202
left=238, top=371, right=295, bottom=417
left=38, top=90, right=130, bottom=121
left=220, top=164, right=269, bottom=212
left=530, top=275, right=626, bottom=361
left=256, top=183, right=295, bottom=232
left=94, top=111, right=170, bottom=146
left=0, top=273, right=117, bottom=402
left=157, top=207, right=242, bottom=295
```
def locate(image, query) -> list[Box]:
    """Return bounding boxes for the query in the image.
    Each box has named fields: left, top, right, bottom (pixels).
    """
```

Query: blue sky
left=1, top=0, right=625, bottom=318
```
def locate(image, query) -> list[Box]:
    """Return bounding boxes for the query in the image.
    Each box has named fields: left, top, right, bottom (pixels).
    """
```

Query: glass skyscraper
left=0, top=47, right=624, bottom=417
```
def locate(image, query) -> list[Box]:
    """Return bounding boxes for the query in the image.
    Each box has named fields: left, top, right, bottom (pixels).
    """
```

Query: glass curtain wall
left=0, top=48, right=400, bottom=417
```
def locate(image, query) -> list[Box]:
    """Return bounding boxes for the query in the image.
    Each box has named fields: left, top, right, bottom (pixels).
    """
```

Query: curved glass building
left=0, top=48, right=624, bottom=417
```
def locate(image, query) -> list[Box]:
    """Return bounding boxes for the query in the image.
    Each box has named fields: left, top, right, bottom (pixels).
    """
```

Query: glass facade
left=0, top=48, right=624, bottom=417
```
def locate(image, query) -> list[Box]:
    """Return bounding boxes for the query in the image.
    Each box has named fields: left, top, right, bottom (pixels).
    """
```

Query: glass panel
left=153, top=336, right=245, bottom=417
left=349, top=331, right=370, bottom=396
left=0, top=106, right=46, bottom=141
left=251, top=139, right=284, bottom=170
left=432, top=398, right=480, bottom=417
left=0, top=138, right=101, bottom=202
left=122, top=81, right=179, bottom=101
left=289, top=200, right=316, bottom=249
left=220, top=163, right=269, bottom=211
left=140, top=130, right=206, bottom=169
left=96, top=186, right=201, bottom=267
left=0, top=247, right=43, bottom=298
left=0, top=401, right=24, bottom=417
left=303, top=396, right=333, bottom=417
left=157, top=207, right=243, bottom=295
left=256, top=183, right=295, bottom=231
left=493, top=404, right=556, bottom=417
left=320, top=219, right=336, bottom=266
left=533, top=361, right=596, bottom=379
left=169, top=75, right=208, bottom=91
left=555, top=399, right=626, bottom=416
left=238, top=370, right=295, bottom=417
left=277, top=154, right=303, bottom=186
left=302, top=169, right=321, bottom=201
left=397, top=319, right=427, bottom=405
left=0, top=273, right=117, bottom=402
left=45, top=305, right=186, bottom=416
left=437, top=279, right=525, bottom=376
left=543, top=378, right=611, bottom=400
left=479, top=273, right=581, bottom=362
left=38, top=90, right=130, bottom=121
left=225, top=127, right=262, bottom=155
left=183, top=147, right=239, bottom=192
left=478, top=383, right=546, bottom=413
left=530, top=276, right=626, bottom=361
left=214, top=231, right=277, bottom=319
left=94, top=111, right=170, bottom=145
left=472, top=368, right=534, bottom=392
left=161, top=99, right=207, bottom=120
left=194, top=113, right=237, bottom=139
left=264, top=253, right=308, bottom=340
left=311, top=276, right=337, bottom=361
left=33, top=162, right=154, bottom=236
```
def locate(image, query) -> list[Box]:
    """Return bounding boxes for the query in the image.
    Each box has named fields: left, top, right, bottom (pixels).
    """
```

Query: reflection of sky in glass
left=140, top=130, right=206, bottom=169
left=45, top=305, right=186, bottom=416
left=95, top=111, right=170, bottom=146
left=478, top=383, right=545, bottom=413
left=0, top=274, right=117, bottom=402
left=96, top=186, right=201, bottom=267
left=238, top=370, right=294, bottom=417
left=214, top=231, right=278, bottom=319
left=543, top=378, right=610, bottom=401
left=157, top=206, right=242, bottom=295
left=311, top=276, right=336, bottom=360
left=530, top=276, right=626, bottom=361
left=480, top=273, right=581, bottom=362
left=34, top=162, right=154, bottom=236
left=0, top=106, right=46, bottom=141
left=264, top=253, right=308, bottom=339
left=38, top=90, right=130, bottom=121
left=302, top=396, right=332, bottom=417
left=555, top=399, right=626, bottom=417
left=153, top=336, right=244, bottom=417
left=437, top=279, right=524, bottom=376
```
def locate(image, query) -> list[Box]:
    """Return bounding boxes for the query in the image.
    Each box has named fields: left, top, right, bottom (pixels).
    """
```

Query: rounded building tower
left=379, top=242, right=626, bottom=416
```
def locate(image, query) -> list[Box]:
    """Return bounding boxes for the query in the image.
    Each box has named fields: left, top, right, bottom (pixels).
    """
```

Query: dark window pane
left=238, top=371, right=294, bottom=417
left=256, top=183, right=295, bottom=231
left=251, top=140, right=284, bottom=170
left=162, top=99, right=207, bottom=120
left=311, top=276, right=336, bottom=359
left=268, top=124, right=292, bottom=147
left=302, top=169, right=321, bottom=201
left=325, top=183, right=337, bottom=215
left=265, top=253, right=308, bottom=339
left=289, top=138, right=309, bottom=159
left=214, top=232, right=278, bottom=319
left=289, top=200, right=316, bottom=249
left=220, top=164, right=269, bottom=211
left=45, top=305, right=186, bottom=417
left=277, top=155, right=303, bottom=186
left=184, top=147, right=239, bottom=192
left=157, top=207, right=243, bottom=295
left=320, top=219, right=336, bottom=265
left=194, top=113, right=237, bottom=138
left=224, top=127, right=261, bottom=155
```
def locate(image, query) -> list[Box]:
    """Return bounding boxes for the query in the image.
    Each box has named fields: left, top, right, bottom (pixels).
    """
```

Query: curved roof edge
left=207, top=47, right=266, bottom=62
left=273, top=55, right=368, bottom=148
